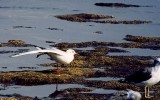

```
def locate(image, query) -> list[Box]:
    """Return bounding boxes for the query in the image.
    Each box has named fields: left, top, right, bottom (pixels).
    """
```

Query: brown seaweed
left=55, top=13, right=151, bottom=24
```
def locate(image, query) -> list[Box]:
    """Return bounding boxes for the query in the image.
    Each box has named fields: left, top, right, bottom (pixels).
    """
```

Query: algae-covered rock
left=55, top=13, right=151, bottom=24
left=0, top=68, right=96, bottom=85
left=0, top=40, right=34, bottom=47
left=8, top=40, right=26, bottom=46
left=55, top=13, right=114, bottom=22
left=124, top=35, right=160, bottom=43
left=84, top=80, right=142, bottom=91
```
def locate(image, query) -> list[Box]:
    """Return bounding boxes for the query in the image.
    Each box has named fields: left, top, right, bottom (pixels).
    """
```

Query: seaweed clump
left=0, top=68, right=96, bottom=85
left=8, top=40, right=26, bottom=46
left=124, top=35, right=160, bottom=43
left=124, top=35, right=160, bottom=50
left=55, top=13, right=114, bottom=22
left=0, top=40, right=34, bottom=47
left=55, top=13, right=151, bottom=24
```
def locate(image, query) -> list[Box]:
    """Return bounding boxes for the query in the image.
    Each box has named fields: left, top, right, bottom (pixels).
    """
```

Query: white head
left=127, top=89, right=142, bottom=100
left=66, top=49, right=77, bottom=55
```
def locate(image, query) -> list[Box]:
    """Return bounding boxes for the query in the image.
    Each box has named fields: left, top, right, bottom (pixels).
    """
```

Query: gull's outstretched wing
left=11, top=47, right=66, bottom=57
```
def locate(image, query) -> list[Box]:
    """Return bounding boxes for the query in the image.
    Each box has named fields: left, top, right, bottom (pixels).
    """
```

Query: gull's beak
left=75, top=52, right=79, bottom=55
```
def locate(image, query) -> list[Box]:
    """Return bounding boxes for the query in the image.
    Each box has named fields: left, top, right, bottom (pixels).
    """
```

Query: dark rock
left=95, top=3, right=152, bottom=8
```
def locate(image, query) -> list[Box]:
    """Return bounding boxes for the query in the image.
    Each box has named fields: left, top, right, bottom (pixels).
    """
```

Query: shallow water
left=0, top=0, right=160, bottom=98
left=0, top=83, right=117, bottom=98
left=0, top=84, right=85, bottom=98
left=84, top=88, right=116, bottom=95
left=108, top=47, right=160, bottom=56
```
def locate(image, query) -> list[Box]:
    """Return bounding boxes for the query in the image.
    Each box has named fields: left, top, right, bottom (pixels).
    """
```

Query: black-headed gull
left=121, top=58, right=160, bottom=98
left=11, top=47, right=77, bottom=69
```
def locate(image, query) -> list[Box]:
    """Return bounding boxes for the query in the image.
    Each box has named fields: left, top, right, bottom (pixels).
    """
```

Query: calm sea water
left=0, top=0, right=160, bottom=98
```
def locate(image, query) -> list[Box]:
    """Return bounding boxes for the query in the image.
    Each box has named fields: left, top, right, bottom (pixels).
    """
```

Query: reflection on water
left=0, top=84, right=85, bottom=98
left=85, top=77, right=123, bottom=82
left=87, top=88, right=116, bottom=94
left=0, top=83, right=116, bottom=98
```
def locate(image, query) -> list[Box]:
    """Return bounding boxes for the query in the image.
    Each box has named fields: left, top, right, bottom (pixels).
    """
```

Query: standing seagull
left=121, top=58, right=160, bottom=98
left=11, top=47, right=77, bottom=70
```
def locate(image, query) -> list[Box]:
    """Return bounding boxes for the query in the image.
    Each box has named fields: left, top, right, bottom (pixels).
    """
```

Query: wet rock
left=93, top=31, right=103, bottom=34
left=52, top=41, right=116, bottom=48
left=0, top=94, right=33, bottom=100
left=1, top=67, right=7, bottom=69
left=8, top=40, right=26, bottom=46
left=60, top=93, right=109, bottom=100
left=55, top=13, right=151, bottom=24
left=0, top=68, right=96, bottom=85
left=84, top=80, right=142, bottom=91
left=95, top=47, right=128, bottom=53
left=124, top=35, right=160, bottom=43
left=55, top=13, right=115, bottom=22
left=49, top=87, right=94, bottom=99
left=17, top=67, right=38, bottom=69
left=13, top=26, right=36, bottom=29
left=123, top=35, right=160, bottom=50
left=38, top=63, right=54, bottom=67
left=0, top=40, right=35, bottom=47
left=93, top=20, right=152, bottom=24
left=95, top=3, right=151, bottom=8
left=51, top=34, right=160, bottom=50
left=47, top=27, right=63, bottom=31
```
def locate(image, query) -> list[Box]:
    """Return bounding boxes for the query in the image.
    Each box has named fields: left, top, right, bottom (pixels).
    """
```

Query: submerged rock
left=95, top=3, right=151, bottom=8
left=13, top=26, right=36, bottom=29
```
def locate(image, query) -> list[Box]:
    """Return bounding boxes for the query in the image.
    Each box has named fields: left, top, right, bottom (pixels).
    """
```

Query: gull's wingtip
left=10, top=54, right=20, bottom=58
left=35, top=46, right=43, bottom=50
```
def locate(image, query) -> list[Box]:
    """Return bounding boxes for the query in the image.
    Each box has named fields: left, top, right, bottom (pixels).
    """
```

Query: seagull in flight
left=120, top=58, right=160, bottom=98
left=11, top=47, right=77, bottom=70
